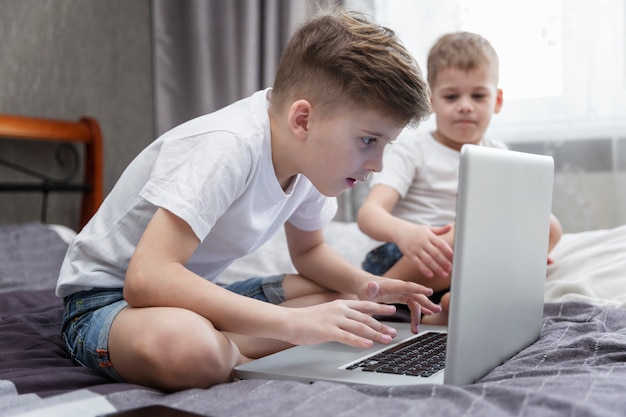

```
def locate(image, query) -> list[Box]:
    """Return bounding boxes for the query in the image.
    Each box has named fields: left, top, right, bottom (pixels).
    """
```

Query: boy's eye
left=444, top=94, right=458, bottom=101
left=362, top=136, right=378, bottom=145
left=472, top=93, right=487, bottom=100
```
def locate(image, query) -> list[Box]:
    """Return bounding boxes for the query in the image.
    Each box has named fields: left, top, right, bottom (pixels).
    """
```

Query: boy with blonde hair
left=57, top=8, right=436, bottom=391
left=357, top=32, right=562, bottom=324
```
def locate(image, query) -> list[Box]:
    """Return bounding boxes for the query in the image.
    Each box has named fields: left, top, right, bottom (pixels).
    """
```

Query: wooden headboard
left=0, top=114, right=104, bottom=229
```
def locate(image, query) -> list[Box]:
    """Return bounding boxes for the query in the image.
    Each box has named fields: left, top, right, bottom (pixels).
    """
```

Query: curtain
left=151, top=0, right=338, bottom=135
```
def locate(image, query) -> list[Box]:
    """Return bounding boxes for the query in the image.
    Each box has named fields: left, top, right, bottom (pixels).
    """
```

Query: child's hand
left=358, top=279, right=442, bottom=334
left=282, top=300, right=401, bottom=348
left=396, top=224, right=453, bottom=279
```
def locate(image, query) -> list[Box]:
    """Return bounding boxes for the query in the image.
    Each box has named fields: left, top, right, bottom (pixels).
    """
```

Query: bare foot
left=420, top=311, right=448, bottom=326
left=421, top=292, right=450, bottom=326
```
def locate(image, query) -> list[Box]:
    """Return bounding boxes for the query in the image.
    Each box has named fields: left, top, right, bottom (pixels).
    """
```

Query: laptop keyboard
left=345, top=332, right=447, bottom=377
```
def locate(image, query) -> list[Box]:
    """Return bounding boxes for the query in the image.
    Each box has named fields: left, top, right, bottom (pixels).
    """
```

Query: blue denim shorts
left=62, top=288, right=127, bottom=381
left=222, top=273, right=286, bottom=304
left=61, top=274, right=286, bottom=381
left=362, top=242, right=403, bottom=276
left=362, top=243, right=447, bottom=306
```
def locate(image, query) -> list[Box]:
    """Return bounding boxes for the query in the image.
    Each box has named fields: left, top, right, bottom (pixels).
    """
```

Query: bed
left=1, top=115, right=626, bottom=417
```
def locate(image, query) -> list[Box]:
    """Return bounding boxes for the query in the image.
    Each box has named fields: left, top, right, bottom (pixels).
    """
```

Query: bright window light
left=345, top=0, right=626, bottom=142
left=459, top=0, right=562, bottom=100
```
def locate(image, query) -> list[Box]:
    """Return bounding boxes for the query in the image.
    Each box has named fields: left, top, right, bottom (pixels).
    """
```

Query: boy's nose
left=365, top=151, right=384, bottom=173
left=457, top=96, right=473, bottom=112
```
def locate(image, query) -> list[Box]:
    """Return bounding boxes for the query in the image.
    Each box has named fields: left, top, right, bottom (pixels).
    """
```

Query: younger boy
left=357, top=32, right=562, bottom=323
left=56, top=8, right=438, bottom=392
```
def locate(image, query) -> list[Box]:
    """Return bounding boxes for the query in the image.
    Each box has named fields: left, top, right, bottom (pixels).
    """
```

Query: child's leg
left=281, top=273, right=346, bottom=300
left=109, top=305, right=243, bottom=391
left=363, top=242, right=451, bottom=291
left=548, top=214, right=563, bottom=253
left=64, top=288, right=277, bottom=391
left=223, top=273, right=344, bottom=304
left=420, top=291, right=450, bottom=326
left=384, top=256, right=451, bottom=292
left=66, top=277, right=355, bottom=392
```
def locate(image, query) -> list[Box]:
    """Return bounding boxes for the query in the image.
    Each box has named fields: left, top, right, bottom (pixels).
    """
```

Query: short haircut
left=427, top=32, right=499, bottom=87
left=271, top=7, right=430, bottom=128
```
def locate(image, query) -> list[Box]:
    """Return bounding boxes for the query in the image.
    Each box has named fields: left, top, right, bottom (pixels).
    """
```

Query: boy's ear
left=288, top=99, right=312, bottom=140
left=494, top=88, right=504, bottom=114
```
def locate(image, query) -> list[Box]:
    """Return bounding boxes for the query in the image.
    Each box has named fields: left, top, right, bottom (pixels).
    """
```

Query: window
left=346, top=0, right=626, bottom=143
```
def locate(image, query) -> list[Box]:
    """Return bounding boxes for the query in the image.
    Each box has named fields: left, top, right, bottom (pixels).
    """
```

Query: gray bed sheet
left=1, top=223, right=626, bottom=417
left=100, top=302, right=626, bottom=417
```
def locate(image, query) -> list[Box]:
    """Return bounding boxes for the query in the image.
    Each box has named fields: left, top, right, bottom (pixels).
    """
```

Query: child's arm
left=284, top=221, right=442, bottom=334
left=124, top=208, right=407, bottom=348
left=357, top=184, right=453, bottom=278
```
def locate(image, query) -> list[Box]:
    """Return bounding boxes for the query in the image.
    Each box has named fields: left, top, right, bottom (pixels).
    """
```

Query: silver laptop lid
left=444, top=144, right=554, bottom=385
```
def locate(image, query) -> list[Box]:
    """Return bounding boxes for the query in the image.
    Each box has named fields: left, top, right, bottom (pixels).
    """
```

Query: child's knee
left=146, top=325, right=239, bottom=390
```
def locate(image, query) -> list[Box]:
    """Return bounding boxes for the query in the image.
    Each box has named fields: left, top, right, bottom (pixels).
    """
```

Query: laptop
left=234, top=144, right=554, bottom=386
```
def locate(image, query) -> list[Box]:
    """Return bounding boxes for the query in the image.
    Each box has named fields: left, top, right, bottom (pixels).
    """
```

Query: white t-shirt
left=56, top=89, right=337, bottom=297
left=369, top=130, right=507, bottom=226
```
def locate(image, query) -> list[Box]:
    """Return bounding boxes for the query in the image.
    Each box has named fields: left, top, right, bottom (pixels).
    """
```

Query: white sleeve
left=140, top=135, right=250, bottom=240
